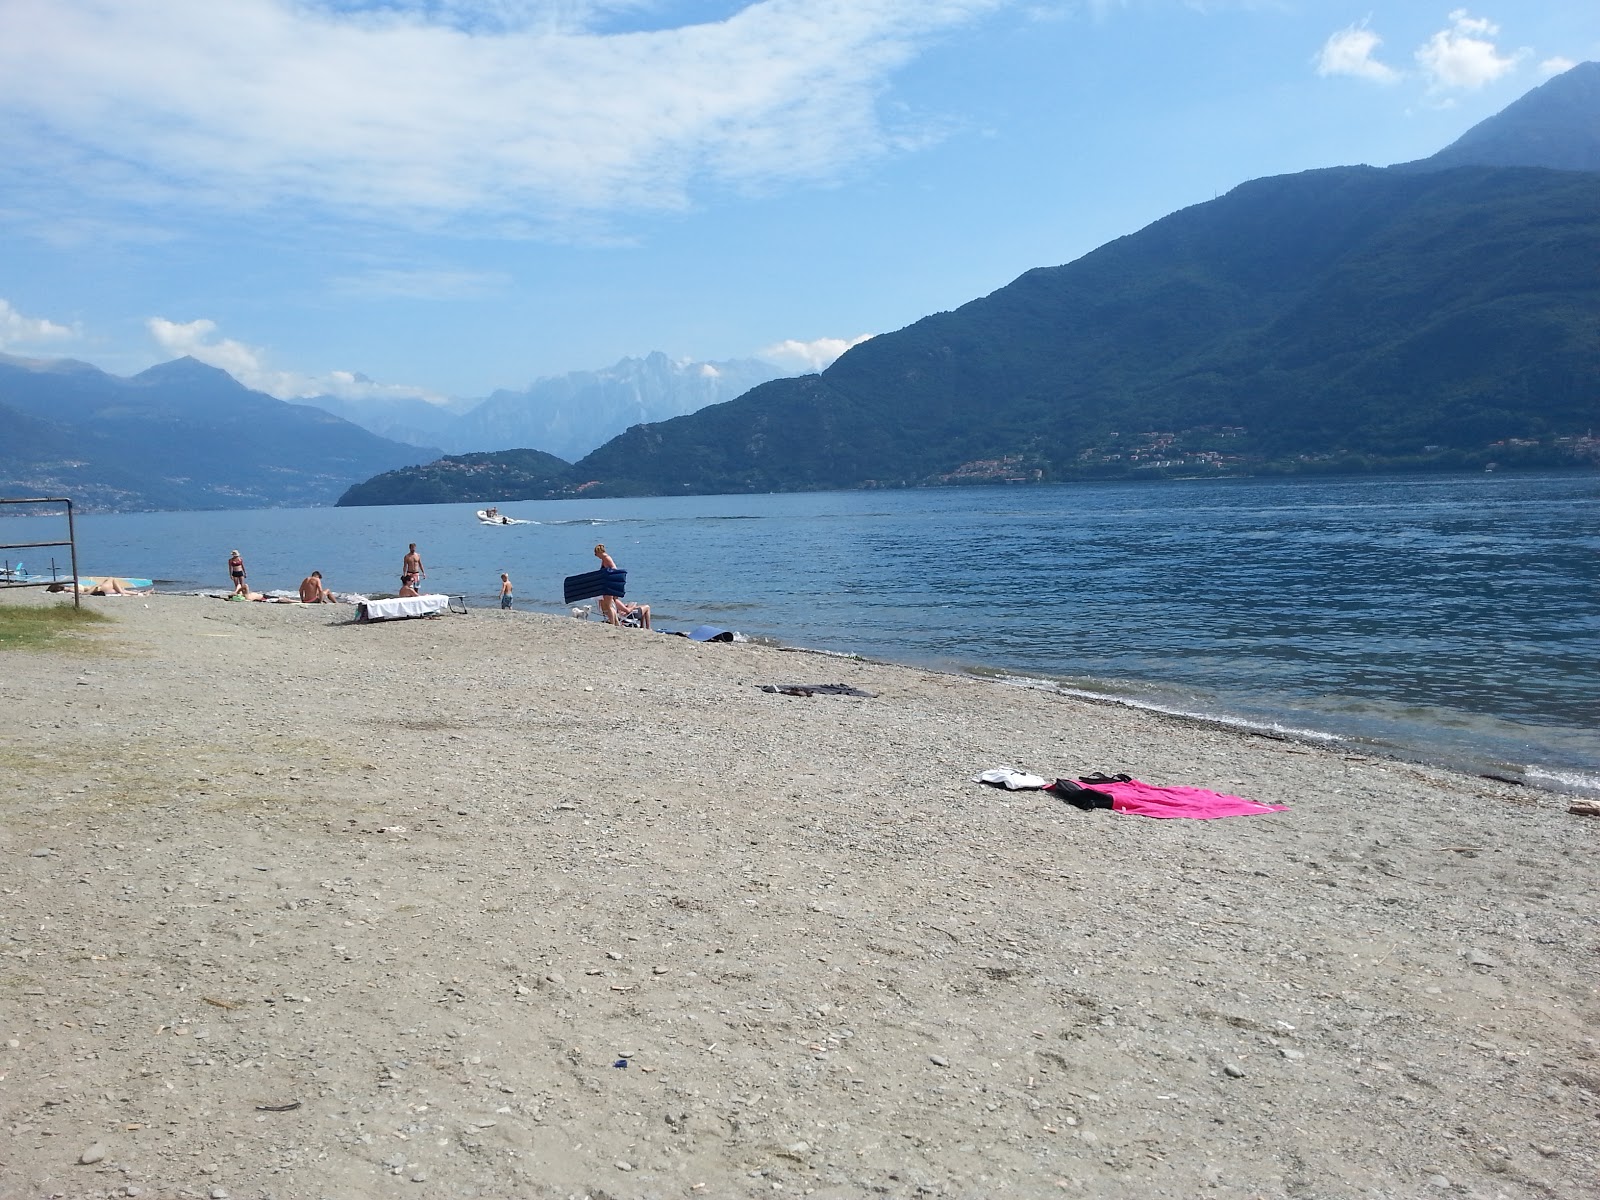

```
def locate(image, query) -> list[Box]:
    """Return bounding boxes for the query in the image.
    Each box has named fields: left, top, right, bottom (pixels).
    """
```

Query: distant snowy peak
left=298, top=350, right=788, bottom=459
left=452, top=352, right=787, bottom=461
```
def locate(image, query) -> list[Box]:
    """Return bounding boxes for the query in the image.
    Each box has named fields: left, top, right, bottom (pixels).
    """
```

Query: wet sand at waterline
left=2, top=591, right=1596, bottom=1199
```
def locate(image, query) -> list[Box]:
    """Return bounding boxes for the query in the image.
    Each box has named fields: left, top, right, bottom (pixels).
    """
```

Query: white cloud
left=1414, top=10, right=1526, bottom=92
left=0, top=299, right=76, bottom=350
left=1315, top=24, right=1400, bottom=84
left=759, top=333, right=874, bottom=373
left=1540, top=56, right=1577, bottom=76
left=146, top=316, right=445, bottom=403
left=0, top=0, right=1005, bottom=233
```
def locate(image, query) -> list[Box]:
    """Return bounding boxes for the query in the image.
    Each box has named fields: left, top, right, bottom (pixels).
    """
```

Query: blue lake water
left=6, top=472, right=1597, bottom=794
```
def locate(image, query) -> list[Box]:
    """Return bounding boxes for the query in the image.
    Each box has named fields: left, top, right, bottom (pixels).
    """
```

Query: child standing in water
left=499, top=573, right=513, bottom=610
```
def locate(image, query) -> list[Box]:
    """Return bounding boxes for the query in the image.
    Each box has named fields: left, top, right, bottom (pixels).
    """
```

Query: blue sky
left=0, top=2, right=1595, bottom=406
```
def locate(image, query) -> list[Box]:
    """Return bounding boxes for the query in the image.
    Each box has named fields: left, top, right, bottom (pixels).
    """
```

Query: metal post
left=66, top=500, right=79, bottom=610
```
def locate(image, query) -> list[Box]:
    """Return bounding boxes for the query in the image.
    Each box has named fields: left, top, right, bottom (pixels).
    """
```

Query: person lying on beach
left=90, top=577, right=141, bottom=596
left=48, top=578, right=144, bottom=596
left=299, top=571, right=335, bottom=604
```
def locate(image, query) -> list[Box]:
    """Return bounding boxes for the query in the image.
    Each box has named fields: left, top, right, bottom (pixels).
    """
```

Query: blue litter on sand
left=613, top=1059, right=629, bottom=1069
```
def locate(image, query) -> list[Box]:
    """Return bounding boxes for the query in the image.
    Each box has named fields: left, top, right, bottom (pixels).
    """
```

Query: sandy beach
left=1, top=590, right=1596, bottom=1200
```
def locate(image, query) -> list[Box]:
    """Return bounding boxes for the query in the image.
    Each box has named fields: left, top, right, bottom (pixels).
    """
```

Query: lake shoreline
left=759, top=646, right=1599, bottom=801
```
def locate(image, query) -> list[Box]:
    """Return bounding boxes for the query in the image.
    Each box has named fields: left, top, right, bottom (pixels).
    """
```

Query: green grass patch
left=0, top=602, right=112, bottom=651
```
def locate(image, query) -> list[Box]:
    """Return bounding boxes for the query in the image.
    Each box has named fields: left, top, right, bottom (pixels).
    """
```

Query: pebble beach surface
left=2, top=591, right=1596, bottom=1200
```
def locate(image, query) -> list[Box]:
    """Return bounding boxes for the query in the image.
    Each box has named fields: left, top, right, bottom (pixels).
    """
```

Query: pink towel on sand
left=1095, top=779, right=1288, bottom=819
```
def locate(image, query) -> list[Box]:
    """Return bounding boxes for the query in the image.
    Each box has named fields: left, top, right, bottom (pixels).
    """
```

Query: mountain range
left=0, top=356, right=436, bottom=512
left=340, top=60, right=1600, bottom=506
left=308, top=352, right=787, bottom=462
left=573, top=65, right=1600, bottom=494
left=571, top=162, right=1598, bottom=494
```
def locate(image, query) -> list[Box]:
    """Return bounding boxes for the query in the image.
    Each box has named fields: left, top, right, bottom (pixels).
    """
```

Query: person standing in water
left=499, top=572, right=513, bottom=610
left=401, top=543, right=425, bottom=596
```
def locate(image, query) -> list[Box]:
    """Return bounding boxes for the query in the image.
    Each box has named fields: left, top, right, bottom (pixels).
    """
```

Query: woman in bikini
left=228, top=550, right=247, bottom=597
left=593, top=543, right=620, bottom=624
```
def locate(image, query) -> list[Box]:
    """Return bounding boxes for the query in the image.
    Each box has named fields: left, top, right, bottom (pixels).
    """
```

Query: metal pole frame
left=0, top=497, right=81, bottom=609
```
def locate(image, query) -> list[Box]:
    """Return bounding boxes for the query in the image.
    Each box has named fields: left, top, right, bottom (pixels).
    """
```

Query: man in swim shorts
left=401, top=543, right=424, bottom=596
left=299, top=571, right=334, bottom=603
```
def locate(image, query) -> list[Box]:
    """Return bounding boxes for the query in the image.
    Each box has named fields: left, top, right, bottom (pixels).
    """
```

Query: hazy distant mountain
left=447, top=351, right=787, bottom=461
left=305, top=351, right=788, bottom=460
left=303, top=389, right=472, bottom=448
left=1400, top=60, right=1600, bottom=173
left=0, top=354, right=438, bottom=512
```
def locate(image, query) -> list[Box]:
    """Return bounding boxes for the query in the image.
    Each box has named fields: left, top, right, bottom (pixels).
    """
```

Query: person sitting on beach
left=299, top=571, right=334, bottom=604
left=613, top=599, right=652, bottom=630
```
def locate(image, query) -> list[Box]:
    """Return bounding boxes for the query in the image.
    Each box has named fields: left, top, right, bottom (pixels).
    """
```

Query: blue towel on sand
left=563, top=568, right=626, bottom=605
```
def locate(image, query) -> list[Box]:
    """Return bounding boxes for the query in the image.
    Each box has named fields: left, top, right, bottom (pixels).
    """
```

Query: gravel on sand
left=2, top=592, right=1596, bottom=1199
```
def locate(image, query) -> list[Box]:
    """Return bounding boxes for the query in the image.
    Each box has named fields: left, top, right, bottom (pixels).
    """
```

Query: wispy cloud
left=1414, top=10, right=1526, bottom=92
left=759, top=333, right=875, bottom=373
left=0, top=0, right=1005, bottom=235
left=147, top=316, right=445, bottom=402
left=1540, top=56, right=1577, bottom=76
left=328, top=268, right=511, bottom=301
left=1315, top=24, right=1401, bottom=84
left=0, top=299, right=77, bottom=351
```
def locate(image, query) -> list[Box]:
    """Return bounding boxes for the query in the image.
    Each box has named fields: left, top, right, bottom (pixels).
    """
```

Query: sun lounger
left=357, top=594, right=450, bottom=623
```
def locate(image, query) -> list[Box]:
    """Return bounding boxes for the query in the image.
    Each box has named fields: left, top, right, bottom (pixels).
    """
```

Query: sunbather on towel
left=90, top=577, right=137, bottom=596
